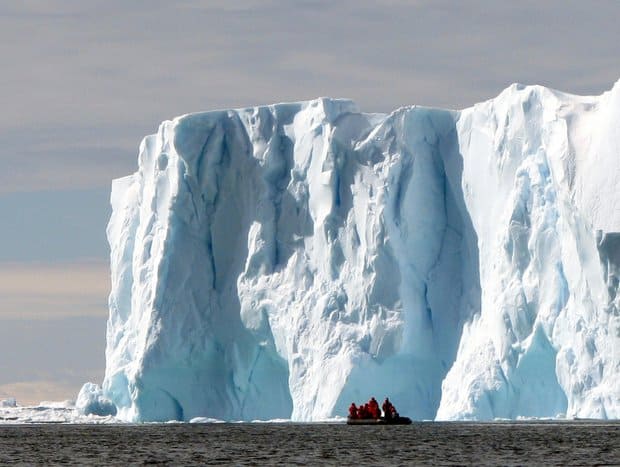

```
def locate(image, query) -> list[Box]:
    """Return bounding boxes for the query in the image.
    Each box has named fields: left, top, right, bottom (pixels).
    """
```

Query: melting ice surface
left=88, top=81, right=620, bottom=422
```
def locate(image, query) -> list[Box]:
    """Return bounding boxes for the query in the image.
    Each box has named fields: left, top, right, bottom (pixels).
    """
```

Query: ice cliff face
left=101, top=81, right=620, bottom=421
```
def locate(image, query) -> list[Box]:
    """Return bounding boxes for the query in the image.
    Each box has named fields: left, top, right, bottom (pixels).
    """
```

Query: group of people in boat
left=348, top=396, right=399, bottom=420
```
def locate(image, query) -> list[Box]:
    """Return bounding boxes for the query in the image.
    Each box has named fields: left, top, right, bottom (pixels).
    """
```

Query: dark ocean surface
left=0, top=421, right=618, bottom=465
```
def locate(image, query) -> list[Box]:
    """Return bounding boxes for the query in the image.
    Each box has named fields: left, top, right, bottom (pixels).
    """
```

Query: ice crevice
left=92, top=82, right=620, bottom=421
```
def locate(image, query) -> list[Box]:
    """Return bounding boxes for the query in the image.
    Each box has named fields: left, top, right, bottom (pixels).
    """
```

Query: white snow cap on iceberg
left=95, top=81, right=620, bottom=422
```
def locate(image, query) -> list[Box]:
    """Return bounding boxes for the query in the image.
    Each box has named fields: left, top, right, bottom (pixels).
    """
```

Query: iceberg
left=97, top=80, right=620, bottom=422
left=76, top=383, right=117, bottom=417
left=0, top=398, right=17, bottom=408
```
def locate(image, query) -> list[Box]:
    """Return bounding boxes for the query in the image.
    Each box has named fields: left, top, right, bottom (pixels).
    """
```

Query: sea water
left=0, top=421, right=618, bottom=465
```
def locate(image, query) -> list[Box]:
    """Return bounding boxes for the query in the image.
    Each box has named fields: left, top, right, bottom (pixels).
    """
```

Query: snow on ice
left=0, top=398, right=116, bottom=424
left=83, top=81, right=620, bottom=422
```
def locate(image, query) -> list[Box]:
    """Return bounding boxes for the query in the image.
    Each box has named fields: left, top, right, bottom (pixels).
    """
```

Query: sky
left=1, top=0, right=619, bottom=405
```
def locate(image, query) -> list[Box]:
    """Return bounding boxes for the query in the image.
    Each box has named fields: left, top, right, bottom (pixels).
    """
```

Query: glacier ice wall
left=102, top=81, right=620, bottom=421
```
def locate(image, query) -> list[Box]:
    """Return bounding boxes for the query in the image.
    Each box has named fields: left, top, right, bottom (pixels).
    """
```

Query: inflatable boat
left=346, top=416, right=412, bottom=425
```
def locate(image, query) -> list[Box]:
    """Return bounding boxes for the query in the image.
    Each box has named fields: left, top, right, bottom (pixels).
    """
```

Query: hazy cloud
left=2, top=1, right=619, bottom=192
left=0, top=260, right=109, bottom=319
left=0, top=316, right=106, bottom=404
left=0, top=378, right=97, bottom=406
left=0, top=188, right=110, bottom=261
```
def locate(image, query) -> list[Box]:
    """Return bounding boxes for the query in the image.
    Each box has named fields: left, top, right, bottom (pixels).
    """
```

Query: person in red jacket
left=357, top=404, right=368, bottom=419
left=382, top=398, right=393, bottom=420
left=368, top=397, right=380, bottom=419
left=362, top=403, right=372, bottom=419
left=348, top=402, right=358, bottom=419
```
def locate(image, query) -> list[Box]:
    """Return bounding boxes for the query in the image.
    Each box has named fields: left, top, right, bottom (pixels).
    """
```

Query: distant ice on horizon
left=0, top=398, right=115, bottom=424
